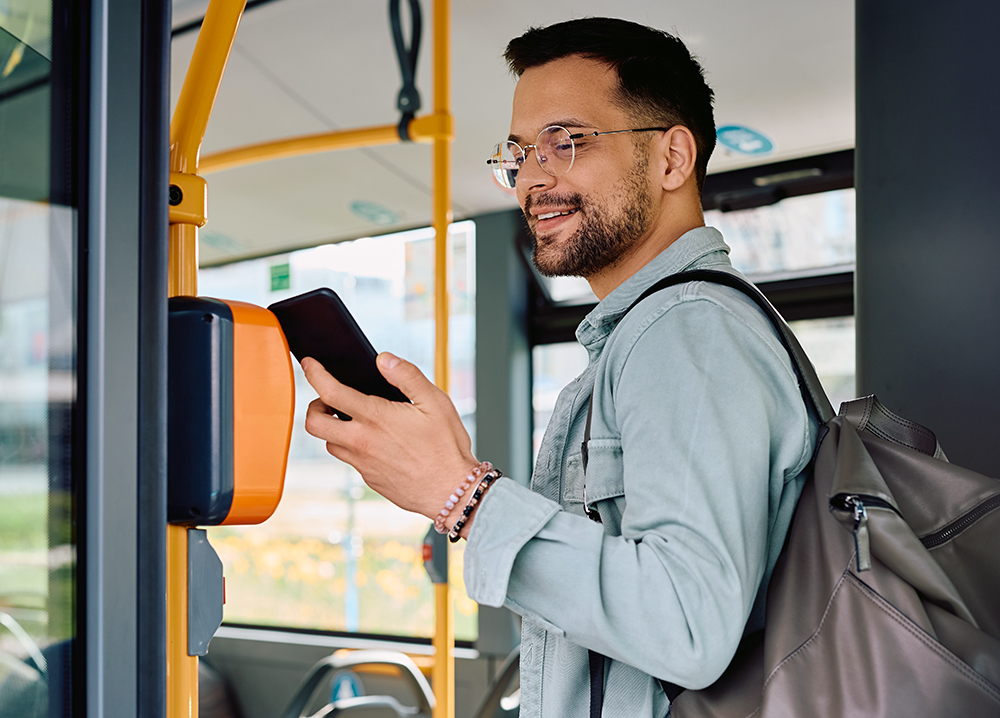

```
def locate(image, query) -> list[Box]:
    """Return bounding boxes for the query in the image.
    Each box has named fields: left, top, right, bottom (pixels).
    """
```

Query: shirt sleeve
left=464, top=290, right=812, bottom=689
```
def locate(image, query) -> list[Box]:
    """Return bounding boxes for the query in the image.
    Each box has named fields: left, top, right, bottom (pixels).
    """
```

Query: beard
left=525, top=154, right=653, bottom=278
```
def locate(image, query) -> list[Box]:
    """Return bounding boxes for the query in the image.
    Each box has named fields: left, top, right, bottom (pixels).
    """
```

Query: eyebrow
left=507, top=118, right=596, bottom=144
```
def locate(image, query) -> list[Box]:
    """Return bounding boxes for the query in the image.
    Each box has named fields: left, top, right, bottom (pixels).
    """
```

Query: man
left=303, top=18, right=818, bottom=717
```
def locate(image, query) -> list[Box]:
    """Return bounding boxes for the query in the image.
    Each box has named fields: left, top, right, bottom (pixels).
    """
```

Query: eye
left=505, top=142, right=526, bottom=166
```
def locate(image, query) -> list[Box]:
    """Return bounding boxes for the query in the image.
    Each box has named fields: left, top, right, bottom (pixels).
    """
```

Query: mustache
left=523, top=192, right=585, bottom=217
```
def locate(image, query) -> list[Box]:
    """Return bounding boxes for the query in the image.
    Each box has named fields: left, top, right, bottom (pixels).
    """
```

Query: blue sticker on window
left=716, top=126, right=774, bottom=155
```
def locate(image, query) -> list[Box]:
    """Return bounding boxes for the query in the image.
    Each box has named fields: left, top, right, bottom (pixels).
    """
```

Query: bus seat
left=279, top=649, right=434, bottom=718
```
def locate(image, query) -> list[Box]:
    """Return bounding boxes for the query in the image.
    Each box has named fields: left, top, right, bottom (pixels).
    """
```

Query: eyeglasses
left=487, top=125, right=669, bottom=189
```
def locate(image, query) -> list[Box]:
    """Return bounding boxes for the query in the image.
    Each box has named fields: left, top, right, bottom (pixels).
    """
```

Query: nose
left=516, top=146, right=556, bottom=193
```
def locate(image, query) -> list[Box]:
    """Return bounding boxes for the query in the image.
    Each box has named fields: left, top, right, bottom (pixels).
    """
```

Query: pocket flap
left=583, top=439, right=625, bottom=502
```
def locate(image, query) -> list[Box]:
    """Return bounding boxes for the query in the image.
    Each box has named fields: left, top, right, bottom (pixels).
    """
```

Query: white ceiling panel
left=171, top=0, right=854, bottom=265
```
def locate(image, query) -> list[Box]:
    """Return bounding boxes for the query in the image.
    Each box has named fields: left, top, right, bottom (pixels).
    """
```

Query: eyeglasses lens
left=538, top=126, right=575, bottom=176
left=493, top=142, right=521, bottom=189
left=491, top=126, right=575, bottom=190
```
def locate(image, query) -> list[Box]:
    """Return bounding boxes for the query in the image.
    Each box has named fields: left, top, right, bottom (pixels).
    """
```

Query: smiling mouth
left=536, top=209, right=579, bottom=221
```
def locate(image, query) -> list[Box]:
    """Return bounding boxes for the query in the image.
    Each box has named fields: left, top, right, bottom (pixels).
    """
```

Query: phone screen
left=268, top=288, right=409, bottom=406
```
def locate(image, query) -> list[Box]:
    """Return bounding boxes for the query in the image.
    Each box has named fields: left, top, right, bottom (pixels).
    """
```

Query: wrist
left=431, top=461, right=502, bottom=542
left=446, top=467, right=501, bottom=543
left=432, top=460, right=493, bottom=535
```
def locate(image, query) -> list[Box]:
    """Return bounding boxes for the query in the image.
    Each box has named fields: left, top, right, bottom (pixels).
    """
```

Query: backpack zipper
left=830, top=494, right=900, bottom=572
left=831, top=492, right=1000, bottom=568
left=919, top=494, right=1000, bottom=549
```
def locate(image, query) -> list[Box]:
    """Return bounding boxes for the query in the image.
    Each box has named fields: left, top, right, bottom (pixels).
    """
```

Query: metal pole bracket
left=168, top=172, right=208, bottom=227
left=409, top=112, right=454, bottom=142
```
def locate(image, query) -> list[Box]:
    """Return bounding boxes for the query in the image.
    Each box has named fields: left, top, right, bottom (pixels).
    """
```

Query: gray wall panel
left=856, top=0, right=1000, bottom=476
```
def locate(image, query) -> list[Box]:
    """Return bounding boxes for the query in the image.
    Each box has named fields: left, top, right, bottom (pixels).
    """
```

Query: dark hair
left=505, top=17, right=716, bottom=191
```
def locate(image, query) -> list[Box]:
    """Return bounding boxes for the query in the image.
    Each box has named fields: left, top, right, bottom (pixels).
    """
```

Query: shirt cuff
left=463, top=477, right=561, bottom=607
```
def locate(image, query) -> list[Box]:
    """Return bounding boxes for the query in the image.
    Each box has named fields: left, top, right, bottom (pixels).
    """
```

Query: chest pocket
left=580, top=438, right=626, bottom=530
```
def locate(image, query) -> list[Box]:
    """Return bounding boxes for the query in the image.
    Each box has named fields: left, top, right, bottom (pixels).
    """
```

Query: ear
left=658, top=126, right=698, bottom=192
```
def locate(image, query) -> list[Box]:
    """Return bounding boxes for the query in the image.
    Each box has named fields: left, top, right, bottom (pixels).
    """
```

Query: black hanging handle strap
left=586, top=269, right=834, bottom=717
left=389, top=0, right=422, bottom=141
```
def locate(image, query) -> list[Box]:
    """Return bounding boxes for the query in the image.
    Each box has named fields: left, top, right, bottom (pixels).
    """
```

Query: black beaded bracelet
left=447, top=468, right=502, bottom=543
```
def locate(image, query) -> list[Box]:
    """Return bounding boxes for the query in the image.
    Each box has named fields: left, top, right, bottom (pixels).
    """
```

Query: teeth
left=538, top=210, right=576, bottom=220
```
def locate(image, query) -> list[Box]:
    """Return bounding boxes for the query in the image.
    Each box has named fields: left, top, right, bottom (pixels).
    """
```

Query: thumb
left=377, top=353, right=439, bottom=405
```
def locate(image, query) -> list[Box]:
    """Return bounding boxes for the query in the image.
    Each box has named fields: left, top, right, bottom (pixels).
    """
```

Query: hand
left=302, top=353, right=481, bottom=522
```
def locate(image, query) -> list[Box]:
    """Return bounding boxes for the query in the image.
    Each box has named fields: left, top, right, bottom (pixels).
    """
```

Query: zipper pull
left=848, top=496, right=872, bottom=572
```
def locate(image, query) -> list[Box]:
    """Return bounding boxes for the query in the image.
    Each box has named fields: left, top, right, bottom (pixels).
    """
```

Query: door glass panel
left=0, top=2, right=77, bottom=715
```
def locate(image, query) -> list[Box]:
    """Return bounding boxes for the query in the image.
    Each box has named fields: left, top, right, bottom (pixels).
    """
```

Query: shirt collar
left=577, top=226, right=732, bottom=346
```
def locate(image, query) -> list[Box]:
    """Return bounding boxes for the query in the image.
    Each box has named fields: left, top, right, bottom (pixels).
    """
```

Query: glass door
left=0, top=1, right=78, bottom=715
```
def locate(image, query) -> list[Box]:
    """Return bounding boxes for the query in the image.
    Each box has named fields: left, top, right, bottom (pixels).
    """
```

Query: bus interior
left=1, top=0, right=998, bottom=716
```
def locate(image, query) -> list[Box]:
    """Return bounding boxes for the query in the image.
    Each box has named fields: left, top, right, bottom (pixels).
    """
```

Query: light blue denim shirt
left=465, top=226, right=818, bottom=718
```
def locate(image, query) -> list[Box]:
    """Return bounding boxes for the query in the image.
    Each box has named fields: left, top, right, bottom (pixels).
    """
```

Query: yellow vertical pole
left=167, top=1, right=246, bottom=717
left=430, top=1, right=454, bottom=718
left=165, top=525, right=195, bottom=718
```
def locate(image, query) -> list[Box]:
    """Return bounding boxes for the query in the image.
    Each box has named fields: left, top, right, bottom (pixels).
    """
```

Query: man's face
left=509, top=55, right=656, bottom=278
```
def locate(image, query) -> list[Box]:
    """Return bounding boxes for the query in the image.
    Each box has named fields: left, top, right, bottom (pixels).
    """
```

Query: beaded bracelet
left=433, top=461, right=493, bottom=534
left=448, top=468, right=502, bottom=543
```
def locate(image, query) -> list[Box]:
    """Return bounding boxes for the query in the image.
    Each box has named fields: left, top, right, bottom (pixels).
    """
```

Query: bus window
left=706, top=188, right=856, bottom=277
left=198, top=221, right=478, bottom=641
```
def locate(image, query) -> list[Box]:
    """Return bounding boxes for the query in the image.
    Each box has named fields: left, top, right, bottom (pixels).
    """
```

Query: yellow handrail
left=167, top=1, right=247, bottom=717
left=430, top=1, right=455, bottom=716
left=167, top=2, right=455, bottom=716
left=198, top=113, right=453, bottom=175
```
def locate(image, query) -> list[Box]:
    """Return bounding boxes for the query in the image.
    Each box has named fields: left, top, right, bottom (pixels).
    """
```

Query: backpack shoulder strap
left=626, top=269, right=835, bottom=423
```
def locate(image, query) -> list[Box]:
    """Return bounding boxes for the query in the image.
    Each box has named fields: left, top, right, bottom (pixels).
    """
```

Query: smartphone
left=268, top=288, right=409, bottom=415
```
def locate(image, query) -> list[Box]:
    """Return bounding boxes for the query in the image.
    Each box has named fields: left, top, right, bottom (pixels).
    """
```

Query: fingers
left=376, top=352, right=444, bottom=408
left=301, top=357, right=372, bottom=419
left=304, top=397, right=343, bottom=438
left=301, top=351, right=479, bottom=518
left=304, top=397, right=361, bottom=461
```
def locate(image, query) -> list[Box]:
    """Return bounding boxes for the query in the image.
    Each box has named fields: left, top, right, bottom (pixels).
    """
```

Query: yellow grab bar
left=199, top=113, right=453, bottom=175
left=167, top=2, right=456, bottom=717
left=168, top=2, right=247, bottom=717
left=430, top=1, right=454, bottom=717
